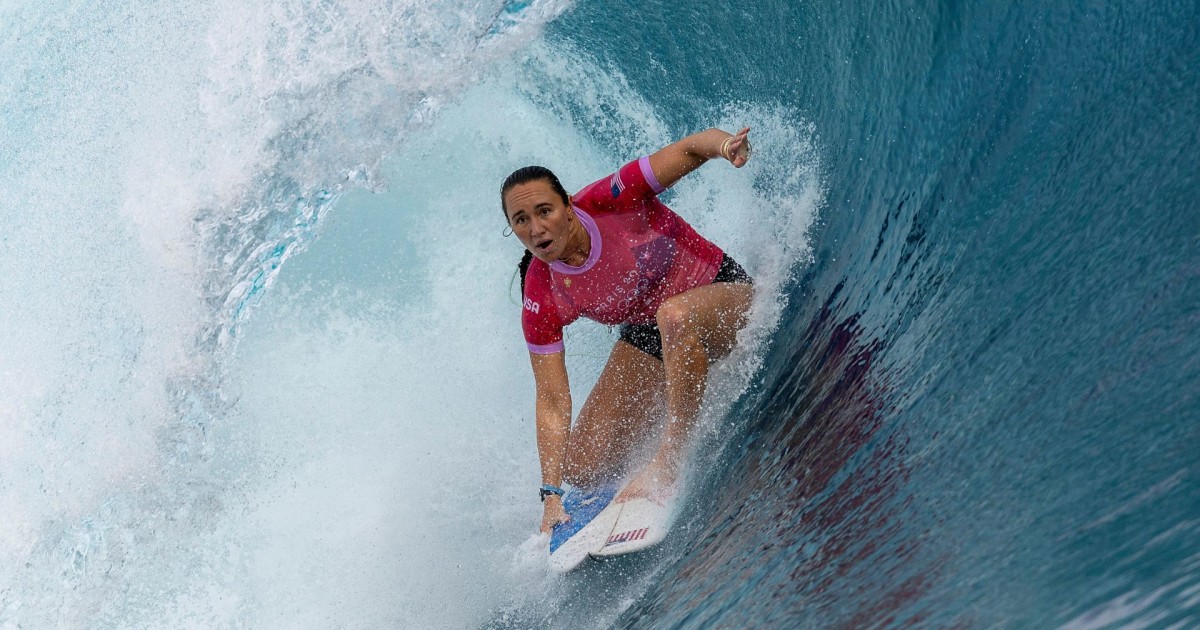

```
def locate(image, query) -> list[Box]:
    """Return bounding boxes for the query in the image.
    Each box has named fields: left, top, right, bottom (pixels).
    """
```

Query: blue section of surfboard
left=547, top=483, right=622, bottom=573
left=548, top=483, right=679, bottom=572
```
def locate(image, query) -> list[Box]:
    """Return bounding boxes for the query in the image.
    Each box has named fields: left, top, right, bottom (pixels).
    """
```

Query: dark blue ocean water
left=517, top=1, right=1200, bottom=627
left=3, top=0, right=1197, bottom=627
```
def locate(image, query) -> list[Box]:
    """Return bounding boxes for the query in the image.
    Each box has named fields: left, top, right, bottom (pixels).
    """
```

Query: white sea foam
left=1, top=0, right=568, bottom=626
left=0, top=9, right=820, bottom=626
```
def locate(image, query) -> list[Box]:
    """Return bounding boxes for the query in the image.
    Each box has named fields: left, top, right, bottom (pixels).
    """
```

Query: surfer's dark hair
left=501, top=166, right=569, bottom=291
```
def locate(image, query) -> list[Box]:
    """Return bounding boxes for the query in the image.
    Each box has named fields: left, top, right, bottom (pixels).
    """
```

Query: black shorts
left=617, top=254, right=753, bottom=361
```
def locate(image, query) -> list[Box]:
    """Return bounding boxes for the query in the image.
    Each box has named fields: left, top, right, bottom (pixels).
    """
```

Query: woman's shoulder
left=573, top=158, right=659, bottom=214
left=572, top=178, right=607, bottom=212
left=523, top=256, right=552, bottom=292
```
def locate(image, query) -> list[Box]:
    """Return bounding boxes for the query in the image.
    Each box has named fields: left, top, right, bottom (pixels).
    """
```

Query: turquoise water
left=2, top=0, right=1197, bottom=627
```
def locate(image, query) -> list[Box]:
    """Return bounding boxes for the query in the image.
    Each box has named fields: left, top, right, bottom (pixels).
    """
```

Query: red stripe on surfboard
left=606, top=527, right=648, bottom=546
left=605, top=527, right=649, bottom=546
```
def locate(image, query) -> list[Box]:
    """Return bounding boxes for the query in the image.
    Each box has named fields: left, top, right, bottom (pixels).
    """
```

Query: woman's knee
left=655, top=298, right=695, bottom=341
left=656, top=284, right=753, bottom=358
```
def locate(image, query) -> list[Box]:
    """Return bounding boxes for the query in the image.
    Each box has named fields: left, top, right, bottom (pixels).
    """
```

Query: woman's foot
left=616, top=455, right=681, bottom=505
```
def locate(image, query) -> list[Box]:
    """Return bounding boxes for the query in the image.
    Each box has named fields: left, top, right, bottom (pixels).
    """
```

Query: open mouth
left=536, top=239, right=553, bottom=252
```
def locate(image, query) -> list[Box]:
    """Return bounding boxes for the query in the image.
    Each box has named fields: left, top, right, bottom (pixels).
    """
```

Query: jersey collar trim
left=550, top=207, right=601, bottom=275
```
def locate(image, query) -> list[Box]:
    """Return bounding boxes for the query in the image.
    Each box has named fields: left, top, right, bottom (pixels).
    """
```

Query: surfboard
left=548, top=483, right=679, bottom=571
left=547, top=483, right=621, bottom=573
left=589, top=487, right=678, bottom=559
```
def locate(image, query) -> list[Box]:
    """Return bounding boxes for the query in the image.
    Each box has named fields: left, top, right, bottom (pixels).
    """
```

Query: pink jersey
left=522, top=156, right=724, bottom=354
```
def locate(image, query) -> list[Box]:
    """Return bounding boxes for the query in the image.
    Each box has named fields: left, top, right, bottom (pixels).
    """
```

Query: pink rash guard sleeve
left=573, top=156, right=665, bottom=214
left=521, top=260, right=568, bottom=354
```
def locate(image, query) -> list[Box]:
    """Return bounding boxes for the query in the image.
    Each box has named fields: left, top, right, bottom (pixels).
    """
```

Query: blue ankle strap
left=539, top=484, right=566, bottom=501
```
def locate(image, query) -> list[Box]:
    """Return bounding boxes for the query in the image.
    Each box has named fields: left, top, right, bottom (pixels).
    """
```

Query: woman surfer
left=501, top=127, right=754, bottom=534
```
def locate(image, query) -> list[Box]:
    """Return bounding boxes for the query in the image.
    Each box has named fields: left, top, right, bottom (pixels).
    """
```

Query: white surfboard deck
left=589, top=491, right=678, bottom=559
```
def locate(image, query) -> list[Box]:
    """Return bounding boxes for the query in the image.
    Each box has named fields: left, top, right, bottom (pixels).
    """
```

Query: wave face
left=3, top=0, right=1198, bottom=627
left=545, top=1, right=1200, bottom=627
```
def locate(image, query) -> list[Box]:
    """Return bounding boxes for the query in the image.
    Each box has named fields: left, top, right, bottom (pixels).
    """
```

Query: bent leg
left=563, top=340, right=665, bottom=487
left=619, top=282, right=753, bottom=499
left=658, top=282, right=752, bottom=449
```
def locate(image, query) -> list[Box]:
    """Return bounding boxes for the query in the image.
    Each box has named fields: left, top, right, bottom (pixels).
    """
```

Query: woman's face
left=504, top=180, right=574, bottom=263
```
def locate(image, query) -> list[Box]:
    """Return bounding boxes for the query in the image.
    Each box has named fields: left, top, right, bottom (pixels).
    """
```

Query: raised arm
left=530, top=350, right=572, bottom=533
left=646, top=126, right=752, bottom=191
